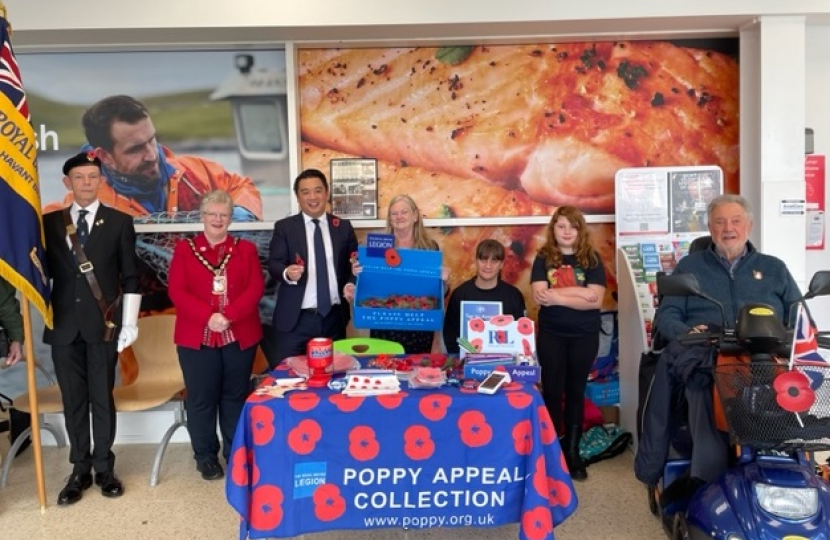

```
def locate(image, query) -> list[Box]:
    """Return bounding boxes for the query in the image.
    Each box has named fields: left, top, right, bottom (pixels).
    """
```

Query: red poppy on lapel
left=331, top=217, right=340, bottom=227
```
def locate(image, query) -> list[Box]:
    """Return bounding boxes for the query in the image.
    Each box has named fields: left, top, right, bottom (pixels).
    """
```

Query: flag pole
left=21, top=300, right=46, bottom=511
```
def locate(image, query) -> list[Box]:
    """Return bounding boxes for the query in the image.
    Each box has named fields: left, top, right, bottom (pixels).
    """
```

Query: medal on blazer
left=187, top=238, right=235, bottom=295
left=212, top=275, right=227, bottom=294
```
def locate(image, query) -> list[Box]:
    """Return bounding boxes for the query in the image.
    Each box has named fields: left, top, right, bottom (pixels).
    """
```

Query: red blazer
left=168, top=234, right=264, bottom=350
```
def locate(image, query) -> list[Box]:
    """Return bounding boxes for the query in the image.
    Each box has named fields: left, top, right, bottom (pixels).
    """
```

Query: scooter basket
left=713, top=361, right=830, bottom=451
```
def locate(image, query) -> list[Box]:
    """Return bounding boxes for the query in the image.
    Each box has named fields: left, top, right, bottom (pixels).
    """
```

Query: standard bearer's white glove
left=117, top=325, right=138, bottom=353
left=117, top=293, right=142, bottom=352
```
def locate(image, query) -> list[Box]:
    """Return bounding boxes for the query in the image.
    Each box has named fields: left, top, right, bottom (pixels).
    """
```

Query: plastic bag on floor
left=580, top=425, right=631, bottom=466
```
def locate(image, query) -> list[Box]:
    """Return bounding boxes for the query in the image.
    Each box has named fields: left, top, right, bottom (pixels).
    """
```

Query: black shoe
left=197, top=460, right=224, bottom=481
left=568, top=459, right=588, bottom=482
left=94, top=471, right=124, bottom=498
left=57, top=473, right=93, bottom=505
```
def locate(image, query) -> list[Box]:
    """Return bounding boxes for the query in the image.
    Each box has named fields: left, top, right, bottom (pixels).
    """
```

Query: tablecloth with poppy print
left=226, top=368, right=578, bottom=539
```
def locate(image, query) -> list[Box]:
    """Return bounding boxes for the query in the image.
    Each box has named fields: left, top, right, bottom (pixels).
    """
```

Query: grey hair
left=707, top=194, right=753, bottom=223
left=200, top=189, right=234, bottom=216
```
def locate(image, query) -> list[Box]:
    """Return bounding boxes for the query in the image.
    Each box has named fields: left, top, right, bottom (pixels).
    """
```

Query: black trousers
left=52, top=334, right=118, bottom=475
left=537, top=332, right=599, bottom=433
left=177, top=341, right=256, bottom=464
left=275, top=308, right=346, bottom=363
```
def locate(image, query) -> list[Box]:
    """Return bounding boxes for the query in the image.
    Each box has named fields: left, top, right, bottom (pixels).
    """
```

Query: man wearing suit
left=268, top=169, right=358, bottom=364
left=43, top=152, right=142, bottom=505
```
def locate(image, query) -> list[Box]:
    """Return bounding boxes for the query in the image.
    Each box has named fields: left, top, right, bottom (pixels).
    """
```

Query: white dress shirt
left=299, top=213, right=339, bottom=310
left=66, top=199, right=101, bottom=249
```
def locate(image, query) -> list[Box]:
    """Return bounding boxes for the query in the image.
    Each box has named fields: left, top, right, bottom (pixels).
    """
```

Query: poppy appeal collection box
left=353, top=245, right=444, bottom=331
left=461, top=316, right=541, bottom=383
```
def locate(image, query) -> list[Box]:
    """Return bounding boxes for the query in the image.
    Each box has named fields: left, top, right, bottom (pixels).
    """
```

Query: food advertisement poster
left=298, top=39, right=739, bottom=324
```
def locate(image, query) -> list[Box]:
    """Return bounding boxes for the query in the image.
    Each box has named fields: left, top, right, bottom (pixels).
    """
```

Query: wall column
left=740, top=16, right=807, bottom=285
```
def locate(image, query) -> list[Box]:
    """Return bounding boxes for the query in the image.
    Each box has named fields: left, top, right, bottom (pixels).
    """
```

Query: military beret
left=62, top=151, right=101, bottom=175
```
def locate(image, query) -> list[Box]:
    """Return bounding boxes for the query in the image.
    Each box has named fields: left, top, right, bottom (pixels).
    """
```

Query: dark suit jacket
left=268, top=213, right=357, bottom=332
left=43, top=204, right=140, bottom=345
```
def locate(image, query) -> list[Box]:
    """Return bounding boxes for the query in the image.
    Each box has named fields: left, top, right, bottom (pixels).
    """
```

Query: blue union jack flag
left=791, top=303, right=826, bottom=365
left=0, top=14, right=52, bottom=327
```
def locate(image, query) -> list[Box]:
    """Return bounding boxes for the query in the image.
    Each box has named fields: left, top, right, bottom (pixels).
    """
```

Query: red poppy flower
left=313, top=484, right=346, bottom=521
left=457, top=410, right=492, bottom=447
left=521, top=506, right=553, bottom=540
left=547, top=477, right=573, bottom=509
left=403, top=425, right=435, bottom=460
left=532, top=455, right=548, bottom=498
left=348, top=425, right=380, bottom=461
left=295, top=252, right=305, bottom=266
left=287, top=392, right=320, bottom=412
left=230, top=446, right=260, bottom=487
left=331, top=217, right=340, bottom=227
left=250, top=484, right=284, bottom=531
left=250, top=405, right=276, bottom=446
left=512, top=419, right=533, bottom=455
left=329, top=393, right=364, bottom=412
left=377, top=392, right=406, bottom=409
left=537, top=405, right=557, bottom=445
left=287, top=418, right=322, bottom=455
left=506, top=391, right=533, bottom=410
left=418, top=393, right=452, bottom=421
left=86, top=150, right=97, bottom=161
left=468, top=317, right=485, bottom=333
left=774, top=370, right=816, bottom=412
left=384, top=248, right=401, bottom=267
left=489, top=314, right=513, bottom=326
left=517, top=317, right=534, bottom=335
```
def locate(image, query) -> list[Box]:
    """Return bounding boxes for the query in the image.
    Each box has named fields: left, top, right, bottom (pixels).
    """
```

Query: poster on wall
left=615, top=165, right=723, bottom=344
left=297, top=40, right=739, bottom=223
left=330, top=158, right=378, bottom=219
left=806, top=155, right=825, bottom=250
left=19, top=49, right=290, bottom=224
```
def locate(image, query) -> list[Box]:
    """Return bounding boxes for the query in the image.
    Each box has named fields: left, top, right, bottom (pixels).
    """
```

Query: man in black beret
left=42, top=151, right=141, bottom=505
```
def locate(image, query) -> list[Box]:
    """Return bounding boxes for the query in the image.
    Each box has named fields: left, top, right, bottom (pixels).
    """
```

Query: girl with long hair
left=531, top=206, right=606, bottom=481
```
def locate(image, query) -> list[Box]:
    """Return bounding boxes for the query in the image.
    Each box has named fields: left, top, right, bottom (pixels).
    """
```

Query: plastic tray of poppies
left=713, top=362, right=830, bottom=451
left=353, top=245, right=444, bottom=331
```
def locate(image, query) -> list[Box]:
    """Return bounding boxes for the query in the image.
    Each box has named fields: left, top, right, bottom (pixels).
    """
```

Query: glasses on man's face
left=204, top=212, right=230, bottom=220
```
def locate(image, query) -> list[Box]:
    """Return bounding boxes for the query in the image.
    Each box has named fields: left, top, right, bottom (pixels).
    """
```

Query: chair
left=689, top=235, right=713, bottom=254
left=0, top=363, right=67, bottom=488
left=112, top=314, right=187, bottom=486
left=333, top=337, right=404, bottom=356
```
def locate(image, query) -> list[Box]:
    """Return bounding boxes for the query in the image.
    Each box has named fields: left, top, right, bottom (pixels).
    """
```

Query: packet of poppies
left=343, top=371, right=401, bottom=396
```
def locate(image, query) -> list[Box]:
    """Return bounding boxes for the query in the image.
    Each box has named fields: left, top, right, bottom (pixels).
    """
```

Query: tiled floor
left=0, top=442, right=664, bottom=540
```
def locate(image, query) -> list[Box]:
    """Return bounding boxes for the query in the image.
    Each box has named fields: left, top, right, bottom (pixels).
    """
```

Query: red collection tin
left=306, top=337, right=333, bottom=376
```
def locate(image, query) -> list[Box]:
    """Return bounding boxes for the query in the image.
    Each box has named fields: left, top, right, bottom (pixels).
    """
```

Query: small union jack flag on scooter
left=791, top=303, right=827, bottom=366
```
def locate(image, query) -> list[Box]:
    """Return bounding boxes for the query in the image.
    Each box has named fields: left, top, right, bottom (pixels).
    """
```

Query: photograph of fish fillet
left=299, top=41, right=739, bottom=214
left=301, top=142, right=556, bottom=218
left=303, top=141, right=619, bottom=310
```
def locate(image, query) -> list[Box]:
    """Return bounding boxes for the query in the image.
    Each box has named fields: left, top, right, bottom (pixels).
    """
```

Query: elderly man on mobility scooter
left=636, top=194, right=801, bottom=504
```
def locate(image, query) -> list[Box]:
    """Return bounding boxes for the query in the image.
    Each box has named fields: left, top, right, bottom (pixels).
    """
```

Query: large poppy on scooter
left=773, top=370, right=816, bottom=413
